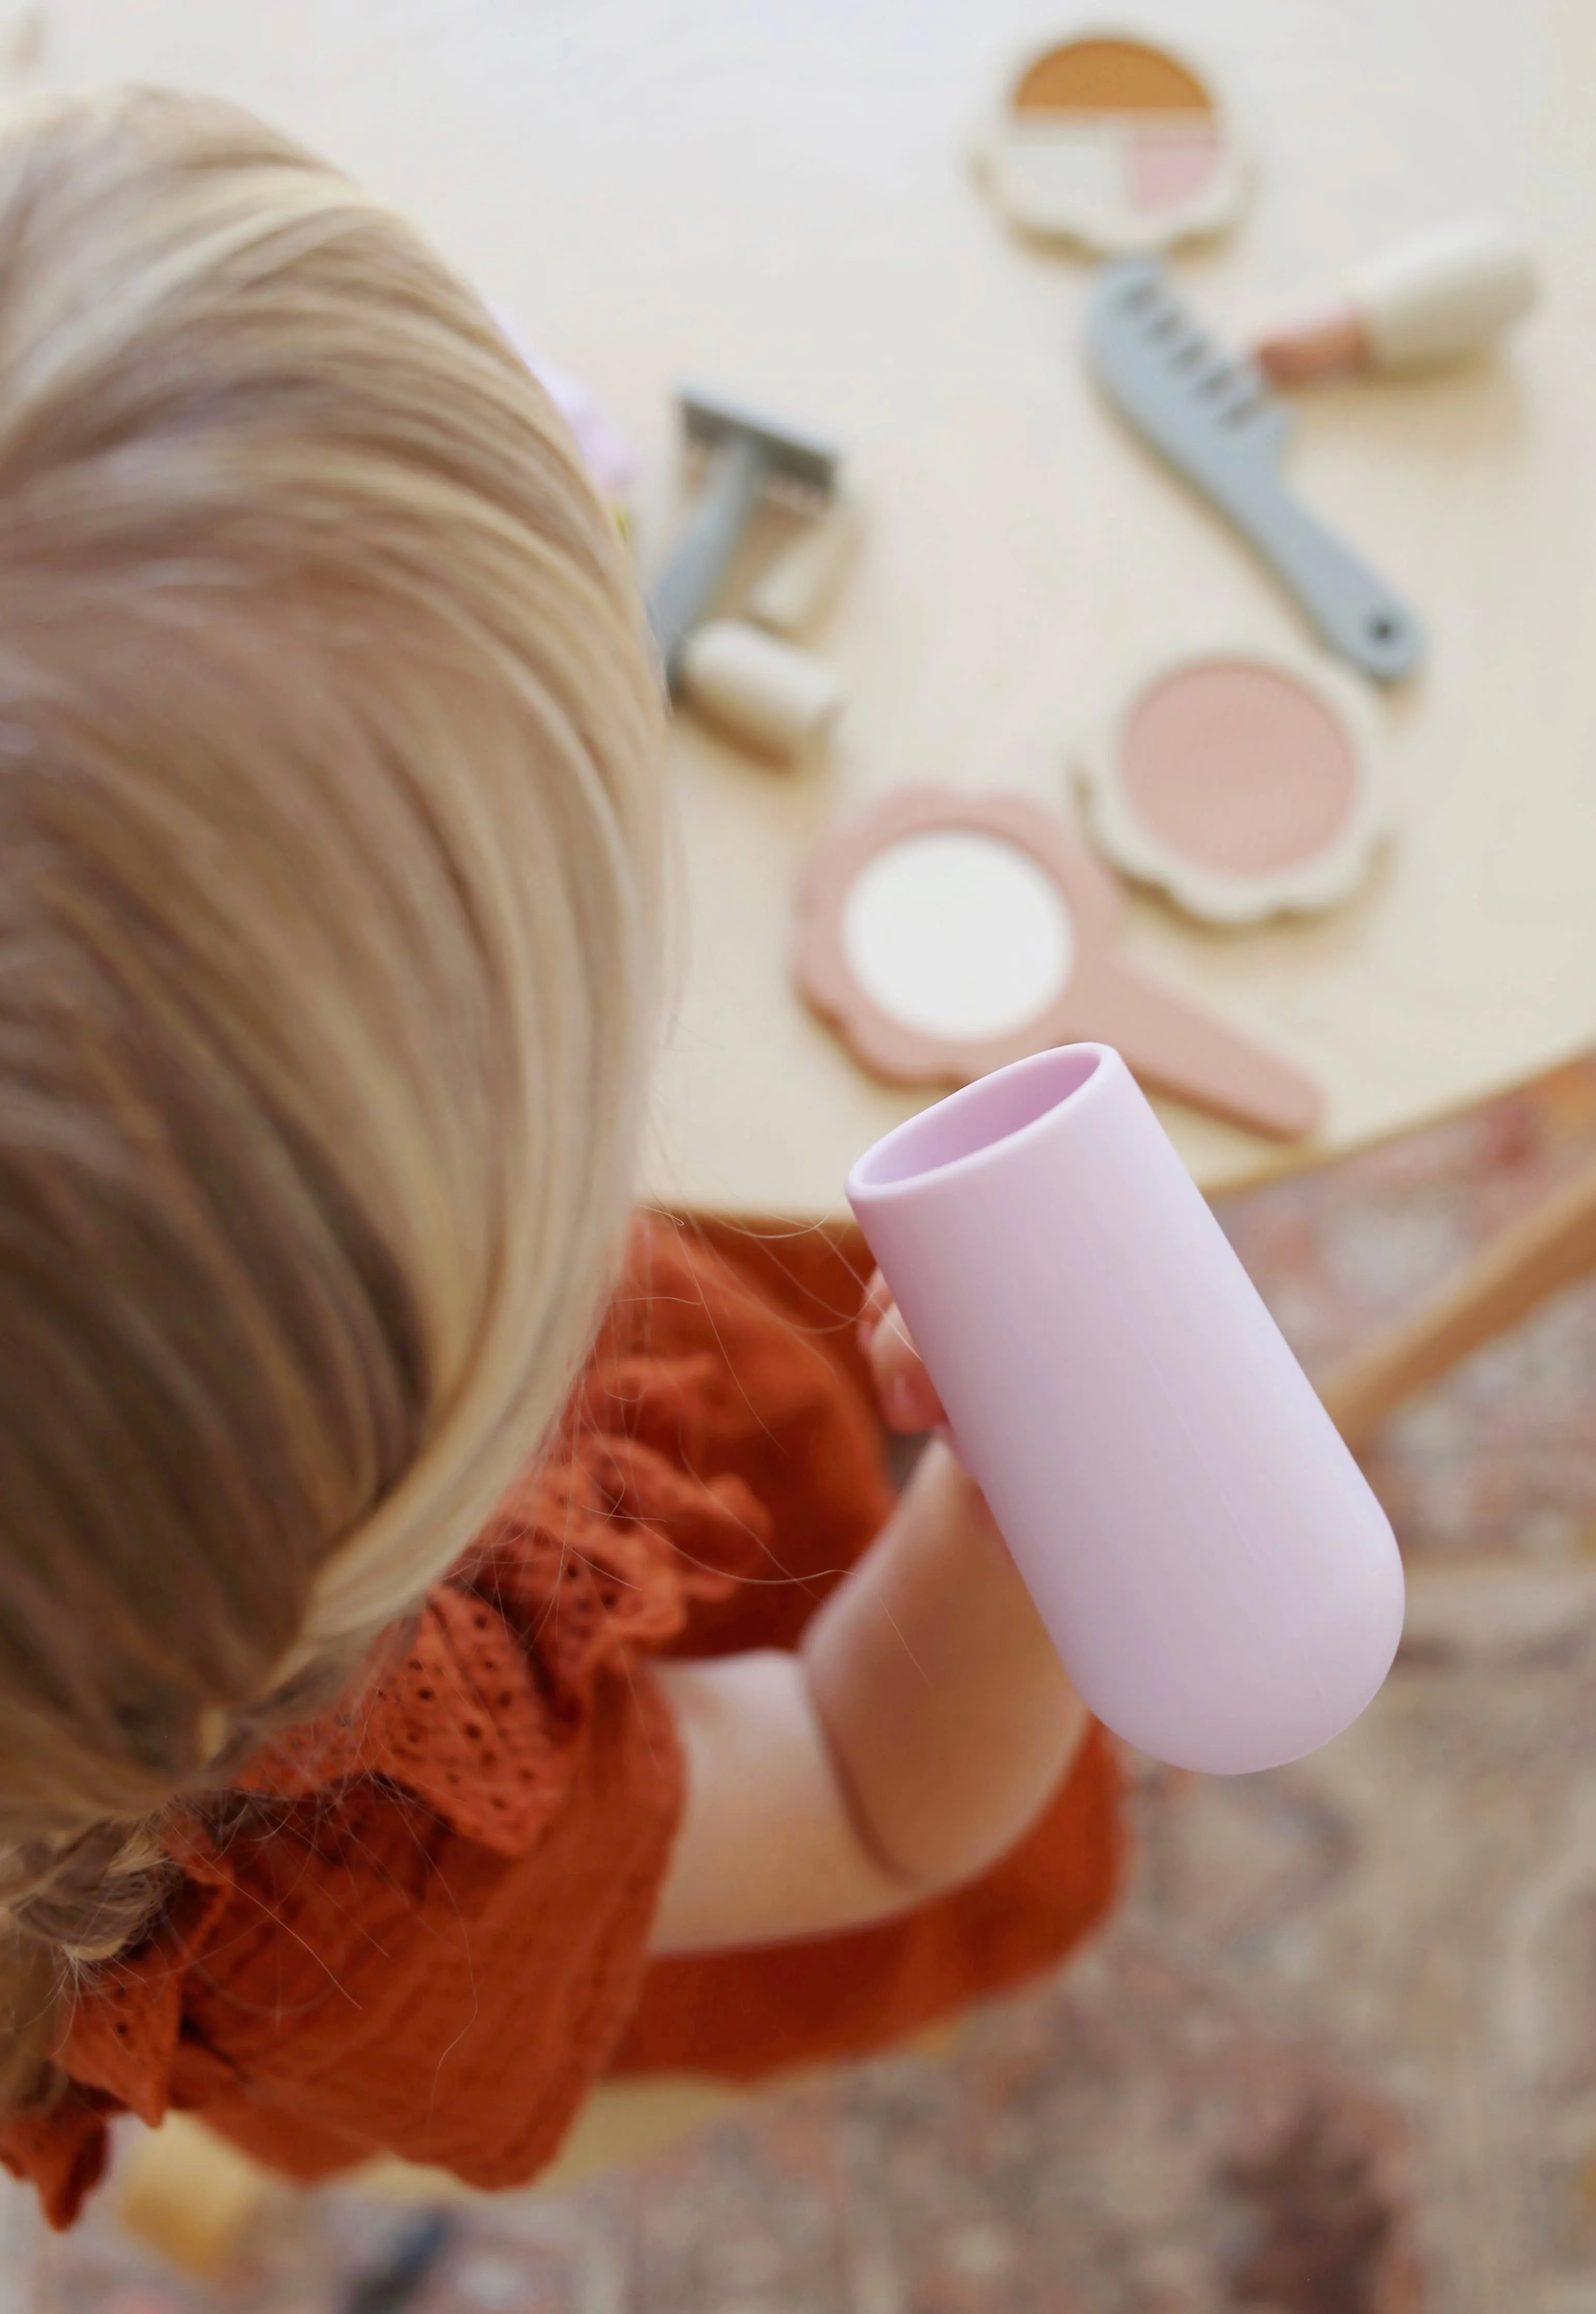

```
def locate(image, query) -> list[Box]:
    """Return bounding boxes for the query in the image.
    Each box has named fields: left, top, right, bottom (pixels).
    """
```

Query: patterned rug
left=16, top=1060, right=1596, bottom=2314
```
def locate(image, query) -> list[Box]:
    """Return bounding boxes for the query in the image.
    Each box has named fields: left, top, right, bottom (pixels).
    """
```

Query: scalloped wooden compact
left=794, top=788, right=1321, bottom=1140
left=974, top=27, right=1249, bottom=254
left=1078, top=645, right=1393, bottom=924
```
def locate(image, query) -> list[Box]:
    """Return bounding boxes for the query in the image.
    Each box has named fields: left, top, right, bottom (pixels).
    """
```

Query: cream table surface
left=40, top=0, right=1596, bottom=1214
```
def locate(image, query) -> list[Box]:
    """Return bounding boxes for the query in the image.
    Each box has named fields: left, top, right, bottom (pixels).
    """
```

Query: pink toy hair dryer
left=846, top=1044, right=1403, bottom=1774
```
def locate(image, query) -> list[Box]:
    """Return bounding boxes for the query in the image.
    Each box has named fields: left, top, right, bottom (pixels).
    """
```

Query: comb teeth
left=1099, top=263, right=1274, bottom=433
left=1085, top=258, right=1424, bottom=684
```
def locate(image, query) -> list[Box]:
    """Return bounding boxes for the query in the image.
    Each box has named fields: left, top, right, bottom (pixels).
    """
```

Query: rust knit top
left=0, top=1215, right=1123, bottom=2230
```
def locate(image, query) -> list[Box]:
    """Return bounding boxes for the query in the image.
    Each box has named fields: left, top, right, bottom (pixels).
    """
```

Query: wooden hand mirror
left=794, top=789, right=1321, bottom=1140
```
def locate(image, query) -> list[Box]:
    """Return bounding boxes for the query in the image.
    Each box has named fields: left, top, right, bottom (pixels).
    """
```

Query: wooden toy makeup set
left=795, top=787, right=1323, bottom=1140
left=788, top=23, right=1537, bottom=1152
left=793, top=629, right=1390, bottom=1141
left=977, top=28, right=1534, bottom=687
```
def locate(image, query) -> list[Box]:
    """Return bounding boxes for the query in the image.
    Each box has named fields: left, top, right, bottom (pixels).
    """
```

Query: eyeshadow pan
left=1012, top=35, right=1214, bottom=115
left=1120, top=660, right=1358, bottom=875
left=1078, top=645, right=1391, bottom=924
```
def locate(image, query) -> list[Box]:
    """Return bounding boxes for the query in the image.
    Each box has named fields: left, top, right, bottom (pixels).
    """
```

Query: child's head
left=0, top=87, right=665, bottom=2097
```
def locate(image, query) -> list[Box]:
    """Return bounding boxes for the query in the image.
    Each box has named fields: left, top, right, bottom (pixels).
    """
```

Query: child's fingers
left=858, top=1268, right=892, bottom=1352
left=858, top=1270, right=944, bottom=1431
left=866, top=1300, right=946, bottom=1435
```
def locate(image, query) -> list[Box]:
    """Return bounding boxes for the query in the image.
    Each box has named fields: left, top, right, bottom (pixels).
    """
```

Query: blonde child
left=0, top=88, right=1119, bottom=2223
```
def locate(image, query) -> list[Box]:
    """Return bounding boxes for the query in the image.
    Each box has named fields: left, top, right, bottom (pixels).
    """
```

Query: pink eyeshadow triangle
left=1125, top=123, right=1221, bottom=214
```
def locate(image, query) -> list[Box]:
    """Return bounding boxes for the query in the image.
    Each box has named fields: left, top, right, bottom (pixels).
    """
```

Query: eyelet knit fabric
left=0, top=1215, right=1122, bottom=2229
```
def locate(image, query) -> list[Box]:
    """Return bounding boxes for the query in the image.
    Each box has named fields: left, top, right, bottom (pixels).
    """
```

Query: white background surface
left=29, top=0, right=1596, bottom=1210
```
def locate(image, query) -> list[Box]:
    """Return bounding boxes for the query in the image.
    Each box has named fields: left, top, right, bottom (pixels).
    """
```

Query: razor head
left=678, top=383, right=841, bottom=497
left=1087, top=259, right=1289, bottom=472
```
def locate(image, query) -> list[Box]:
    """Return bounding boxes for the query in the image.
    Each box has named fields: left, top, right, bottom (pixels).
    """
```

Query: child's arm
left=647, top=1281, right=1088, bottom=1954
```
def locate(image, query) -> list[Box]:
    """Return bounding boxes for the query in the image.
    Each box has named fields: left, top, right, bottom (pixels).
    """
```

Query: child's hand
left=652, top=1267, right=1086, bottom=1952
left=858, top=1269, right=944, bottom=1435
left=858, top=1269, right=1010, bottom=1567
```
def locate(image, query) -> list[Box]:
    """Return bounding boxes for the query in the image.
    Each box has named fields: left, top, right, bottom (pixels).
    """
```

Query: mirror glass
left=840, top=828, right=1074, bottom=1043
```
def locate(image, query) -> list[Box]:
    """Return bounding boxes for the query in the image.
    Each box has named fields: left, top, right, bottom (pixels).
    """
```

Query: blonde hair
left=0, top=87, right=666, bottom=2109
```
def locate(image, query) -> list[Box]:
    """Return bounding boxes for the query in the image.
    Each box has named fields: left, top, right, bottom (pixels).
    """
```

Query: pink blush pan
left=1121, top=661, right=1357, bottom=874
left=1081, top=647, right=1391, bottom=925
